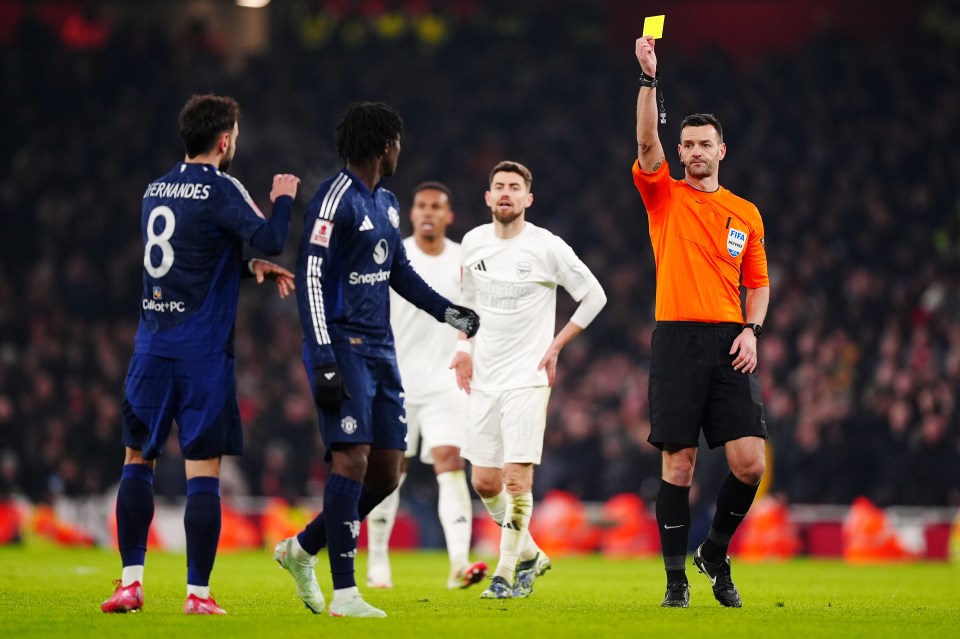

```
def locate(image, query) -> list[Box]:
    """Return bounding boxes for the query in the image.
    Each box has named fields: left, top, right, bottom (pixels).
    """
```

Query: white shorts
left=404, top=388, right=469, bottom=464
left=461, top=387, right=551, bottom=468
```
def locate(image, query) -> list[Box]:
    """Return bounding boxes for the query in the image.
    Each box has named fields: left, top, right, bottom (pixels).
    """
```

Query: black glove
left=313, top=363, right=351, bottom=416
left=444, top=304, right=480, bottom=338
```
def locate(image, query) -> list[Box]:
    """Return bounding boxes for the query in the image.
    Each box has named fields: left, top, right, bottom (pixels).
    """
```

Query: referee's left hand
left=730, top=331, right=758, bottom=374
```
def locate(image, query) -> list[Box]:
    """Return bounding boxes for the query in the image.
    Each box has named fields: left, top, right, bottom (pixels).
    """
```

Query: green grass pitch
left=1, top=542, right=956, bottom=638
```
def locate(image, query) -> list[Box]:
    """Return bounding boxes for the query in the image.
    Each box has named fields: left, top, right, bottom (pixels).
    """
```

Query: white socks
left=365, top=473, right=406, bottom=566
left=187, top=584, right=210, bottom=599
left=493, top=492, right=533, bottom=581
left=437, top=470, right=473, bottom=569
left=480, top=488, right=508, bottom=525
left=480, top=488, right=540, bottom=564
left=121, top=565, right=144, bottom=587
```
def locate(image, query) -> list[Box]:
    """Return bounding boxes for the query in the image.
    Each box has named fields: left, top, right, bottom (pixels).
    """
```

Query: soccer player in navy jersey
left=101, top=94, right=299, bottom=616
left=273, top=102, right=479, bottom=618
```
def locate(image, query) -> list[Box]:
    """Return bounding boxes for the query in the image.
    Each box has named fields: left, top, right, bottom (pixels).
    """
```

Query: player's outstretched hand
left=313, top=363, right=351, bottom=416
left=444, top=304, right=480, bottom=338
left=271, top=173, right=301, bottom=202
left=250, top=258, right=295, bottom=298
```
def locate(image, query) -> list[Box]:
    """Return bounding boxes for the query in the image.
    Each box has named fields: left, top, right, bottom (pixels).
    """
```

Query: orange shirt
left=632, top=159, right=769, bottom=323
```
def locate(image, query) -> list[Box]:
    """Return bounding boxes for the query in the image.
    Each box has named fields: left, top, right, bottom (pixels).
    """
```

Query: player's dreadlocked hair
left=335, top=102, right=404, bottom=166
left=179, top=94, right=240, bottom=158
left=680, top=113, right=724, bottom=142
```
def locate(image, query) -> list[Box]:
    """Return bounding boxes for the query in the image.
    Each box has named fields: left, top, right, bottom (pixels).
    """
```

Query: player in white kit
left=451, top=161, right=607, bottom=598
left=365, top=182, right=489, bottom=590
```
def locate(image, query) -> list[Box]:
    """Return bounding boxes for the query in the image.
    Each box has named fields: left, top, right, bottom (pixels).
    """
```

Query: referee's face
left=678, top=125, right=725, bottom=179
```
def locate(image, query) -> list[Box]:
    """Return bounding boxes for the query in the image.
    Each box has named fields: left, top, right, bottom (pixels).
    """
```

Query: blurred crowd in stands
left=1, top=1, right=959, bottom=521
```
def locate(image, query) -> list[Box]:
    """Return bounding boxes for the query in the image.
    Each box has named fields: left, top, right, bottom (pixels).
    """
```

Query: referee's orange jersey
left=633, top=159, right=769, bottom=323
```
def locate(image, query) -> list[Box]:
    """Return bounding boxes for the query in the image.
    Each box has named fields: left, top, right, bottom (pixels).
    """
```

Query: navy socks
left=117, top=464, right=155, bottom=567
left=296, top=485, right=392, bottom=555
left=320, top=474, right=363, bottom=590
left=184, top=476, right=221, bottom=587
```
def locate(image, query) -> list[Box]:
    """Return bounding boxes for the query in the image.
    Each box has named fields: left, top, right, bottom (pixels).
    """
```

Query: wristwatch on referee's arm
left=743, top=323, right=763, bottom=339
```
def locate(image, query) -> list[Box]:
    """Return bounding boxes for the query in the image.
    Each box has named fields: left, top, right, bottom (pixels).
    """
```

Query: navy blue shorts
left=648, top=321, right=767, bottom=450
left=305, top=347, right=407, bottom=458
left=122, top=352, right=243, bottom=460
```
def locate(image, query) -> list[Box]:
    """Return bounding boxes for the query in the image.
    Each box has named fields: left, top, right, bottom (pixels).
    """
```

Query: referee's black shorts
left=648, top=321, right=767, bottom=450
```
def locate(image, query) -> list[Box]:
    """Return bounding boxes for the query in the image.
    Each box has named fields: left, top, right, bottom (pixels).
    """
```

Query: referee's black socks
left=702, top=472, right=759, bottom=563
left=656, top=479, right=691, bottom=583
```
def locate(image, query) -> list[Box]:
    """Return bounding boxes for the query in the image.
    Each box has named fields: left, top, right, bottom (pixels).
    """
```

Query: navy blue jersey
left=134, top=162, right=290, bottom=359
left=296, top=169, right=449, bottom=367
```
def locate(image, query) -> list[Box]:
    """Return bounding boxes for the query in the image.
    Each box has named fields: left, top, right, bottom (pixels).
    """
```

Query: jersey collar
left=341, top=167, right=388, bottom=197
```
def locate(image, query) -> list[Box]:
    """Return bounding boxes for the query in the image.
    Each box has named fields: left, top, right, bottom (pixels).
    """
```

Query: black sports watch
left=638, top=70, right=659, bottom=88
left=743, top=323, right=763, bottom=339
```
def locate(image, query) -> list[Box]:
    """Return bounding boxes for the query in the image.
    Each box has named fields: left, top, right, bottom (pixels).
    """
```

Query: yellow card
left=643, top=14, right=665, bottom=39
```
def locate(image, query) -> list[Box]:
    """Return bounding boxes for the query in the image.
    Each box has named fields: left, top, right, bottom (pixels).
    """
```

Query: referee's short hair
left=413, top=181, right=453, bottom=207
left=681, top=113, right=724, bottom=142
left=335, top=102, right=404, bottom=165
left=179, top=94, right=240, bottom=158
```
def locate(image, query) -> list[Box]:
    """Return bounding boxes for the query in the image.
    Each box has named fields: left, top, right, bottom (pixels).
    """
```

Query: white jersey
left=460, top=221, right=598, bottom=391
left=390, top=236, right=462, bottom=401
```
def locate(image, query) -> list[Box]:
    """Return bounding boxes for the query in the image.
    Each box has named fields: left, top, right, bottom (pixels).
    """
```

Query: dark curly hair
left=335, top=102, right=404, bottom=165
left=179, top=94, right=239, bottom=158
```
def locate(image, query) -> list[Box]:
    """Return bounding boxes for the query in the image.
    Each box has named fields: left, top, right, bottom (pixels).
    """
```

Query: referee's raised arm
left=636, top=36, right=665, bottom=172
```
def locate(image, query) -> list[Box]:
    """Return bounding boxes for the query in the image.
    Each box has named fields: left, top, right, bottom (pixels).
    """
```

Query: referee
left=633, top=36, right=770, bottom=609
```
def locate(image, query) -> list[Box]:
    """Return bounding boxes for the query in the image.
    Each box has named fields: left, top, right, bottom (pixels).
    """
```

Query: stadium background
left=0, top=0, right=958, bottom=556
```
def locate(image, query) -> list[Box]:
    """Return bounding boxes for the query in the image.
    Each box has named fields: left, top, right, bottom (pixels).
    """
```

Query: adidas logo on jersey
left=473, top=260, right=487, bottom=271
left=359, top=215, right=374, bottom=231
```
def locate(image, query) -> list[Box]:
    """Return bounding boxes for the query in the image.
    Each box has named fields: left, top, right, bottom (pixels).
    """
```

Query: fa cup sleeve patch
left=310, top=219, right=334, bottom=247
